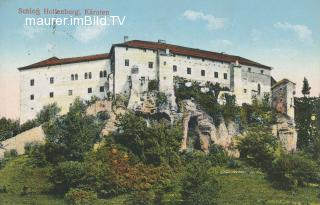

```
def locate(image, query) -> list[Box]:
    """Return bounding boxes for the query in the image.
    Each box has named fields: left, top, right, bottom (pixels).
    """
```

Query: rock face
left=0, top=126, right=45, bottom=158
left=180, top=100, right=240, bottom=153
left=272, top=113, right=297, bottom=152
left=180, top=100, right=297, bottom=154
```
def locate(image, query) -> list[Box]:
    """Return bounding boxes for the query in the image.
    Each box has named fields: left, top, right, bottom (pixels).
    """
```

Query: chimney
left=158, top=39, right=166, bottom=44
left=124, top=36, right=128, bottom=42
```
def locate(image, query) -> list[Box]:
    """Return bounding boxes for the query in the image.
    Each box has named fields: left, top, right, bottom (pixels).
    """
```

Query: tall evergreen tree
left=302, top=77, right=311, bottom=97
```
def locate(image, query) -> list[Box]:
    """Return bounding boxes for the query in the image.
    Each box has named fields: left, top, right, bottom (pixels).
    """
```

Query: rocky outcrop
left=272, top=113, right=297, bottom=152
left=180, top=100, right=240, bottom=153
left=0, top=126, right=45, bottom=158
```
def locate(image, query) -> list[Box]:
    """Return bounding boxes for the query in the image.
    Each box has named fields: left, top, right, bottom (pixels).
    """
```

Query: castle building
left=18, top=38, right=274, bottom=123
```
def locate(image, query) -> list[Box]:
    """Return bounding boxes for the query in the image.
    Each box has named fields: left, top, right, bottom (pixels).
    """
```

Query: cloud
left=183, top=10, right=225, bottom=30
left=210, top=39, right=233, bottom=47
left=274, top=22, right=312, bottom=42
left=73, top=24, right=106, bottom=43
left=22, top=25, right=44, bottom=38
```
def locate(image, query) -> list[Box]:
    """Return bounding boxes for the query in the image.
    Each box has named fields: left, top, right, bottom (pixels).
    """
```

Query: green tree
left=302, top=77, right=311, bottom=97
left=0, top=117, right=20, bottom=141
left=43, top=98, right=104, bottom=162
left=36, top=103, right=61, bottom=124
left=113, top=112, right=182, bottom=165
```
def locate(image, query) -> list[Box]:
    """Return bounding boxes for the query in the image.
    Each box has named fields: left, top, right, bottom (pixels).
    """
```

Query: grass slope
left=0, top=156, right=319, bottom=204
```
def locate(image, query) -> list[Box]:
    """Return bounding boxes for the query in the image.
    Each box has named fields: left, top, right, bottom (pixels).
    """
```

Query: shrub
left=20, top=119, right=39, bottom=132
left=270, top=153, right=320, bottom=189
left=156, top=92, right=167, bottom=107
left=207, top=144, right=230, bottom=166
left=26, top=143, right=48, bottom=167
left=65, top=188, right=97, bottom=205
left=236, top=125, right=280, bottom=169
left=51, top=161, right=87, bottom=194
left=148, top=80, right=158, bottom=91
left=181, top=160, right=220, bottom=205
left=125, top=190, right=156, bottom=205
left=0, top=117, right=20, bottom=141
left=4, top=149, right=18, bottom=158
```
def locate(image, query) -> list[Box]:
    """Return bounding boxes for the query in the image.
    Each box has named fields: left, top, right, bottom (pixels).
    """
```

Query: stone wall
left=0, top=126, right=45, bottom=158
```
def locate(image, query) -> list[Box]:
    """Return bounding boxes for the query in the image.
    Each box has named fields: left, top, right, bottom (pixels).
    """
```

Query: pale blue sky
left=0, top=0, right=319, bottom=118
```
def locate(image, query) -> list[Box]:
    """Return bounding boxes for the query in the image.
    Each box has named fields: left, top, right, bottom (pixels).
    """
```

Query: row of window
left=30, top=70, right=107, bottom=86
left=29, top=87, right=105, bottom=100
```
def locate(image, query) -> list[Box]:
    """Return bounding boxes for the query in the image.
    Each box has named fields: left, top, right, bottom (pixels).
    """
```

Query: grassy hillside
left=0, top=156, right=319, bottom=204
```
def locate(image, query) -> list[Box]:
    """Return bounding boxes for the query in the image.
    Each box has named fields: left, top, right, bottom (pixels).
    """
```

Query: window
left=187, top=67, right=191, bottom=74
left=50, top=77, right=54, bottom=84
left=75, top=74, right=78, bottom=80
left=100, top=86, right=104, bottom=92
left=49, top=92, right=54, bottom=98
left=143, top=49, right=146, bottom=52
left=125, top=59, right=129, bottom=66
left=88, top=72, right=92, bottom=79
left=88, top=88, right=92, bottom=93
left=85, top=73, right=88, bottom=79
left=68, top=90, right=72, bottom=96
left=30, top=94, right=34, bottom=100
left=244, top=89, right=247, bottom=93
left=260, top=70, right=264, bottom=74
left=163, top=61, right=166, bottom=66
left=126, top=47, right=128, bottom=51
left=224, top=73, right=228, bottom=79
left=71, top=74, right=74, bottom=80
left=248, top=67, right=251, bottom=72
left=201, top=70, right=205, bottom=76
left=30, top=79, right=34, bottom=86
left=173, top=65, right=177, bottom=72
left=100, top=71, right=103, bottom=78
left=103, top=71, right=107, bottom=77
left=148, top=62, right=153, bottom=68
left=258, top=84, right=261, bottom=95
left=187, top=56, right=190, bottom=60
left=202, top=58, right=205, bottom=62
left=214, top=72, right=219, bottom=78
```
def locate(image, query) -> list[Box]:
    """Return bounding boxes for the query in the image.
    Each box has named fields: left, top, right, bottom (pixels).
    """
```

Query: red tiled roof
left=18, top=53, right=109, bottom=70
left=113, top=40, right=271, bottom=69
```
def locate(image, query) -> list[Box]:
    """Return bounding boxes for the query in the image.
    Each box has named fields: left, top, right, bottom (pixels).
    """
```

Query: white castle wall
left=20, top=59, right=110, bottom=123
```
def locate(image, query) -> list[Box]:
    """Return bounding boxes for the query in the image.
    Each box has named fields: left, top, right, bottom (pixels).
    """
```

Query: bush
left=125, top=190, right=156, bottom=205
left=148, top=80, right=158, bottom=91
left=4, top=149, right=18, bottom=158
left=65, top=188, right=97, bottom=205
left=207, top=144, right=230, bottom=166
left=181, top=160, right=220, bottom=205
left=0, top=117, right=20, bottom=141
left=20, top=119, right=39, bottom=132
left=156, top=92, right=167, bottom=107
left=26, top=143, right=48, bottom=167
left=51, top=161, right=87, bottom=194
left=237, top=125, right=280, bottom=169
left=270, top=153, right=320, bottom=189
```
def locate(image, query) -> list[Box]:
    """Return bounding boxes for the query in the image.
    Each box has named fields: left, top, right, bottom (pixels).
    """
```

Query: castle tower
left=271, top=79, right=296, bottom=120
